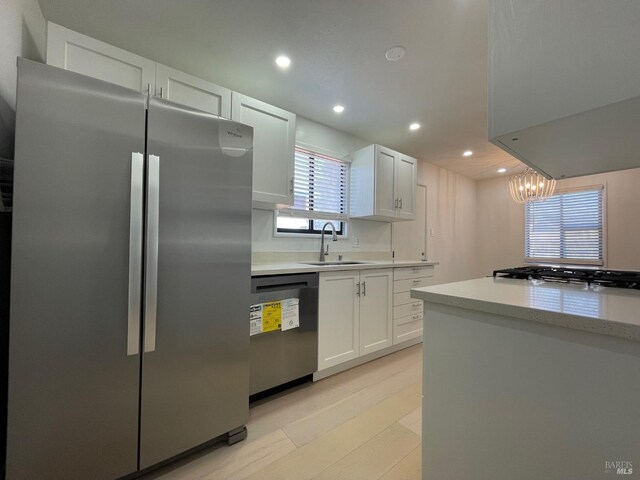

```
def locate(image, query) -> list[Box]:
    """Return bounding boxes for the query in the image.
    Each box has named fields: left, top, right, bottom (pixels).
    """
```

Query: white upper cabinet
left=374, top=146, right=397, bottom=218
left=155, top=64, right=231, bottom=118
left=47, top=23, right=232, bottom=120
left=46, top=22, right=155, bottom=93
left=394, top=154, right=417, bottom=220
left=231, top=93, right=295, bottom=208
left=350, top=144, right=416, bottom=222
left=489, top=1, right=640, bottom=178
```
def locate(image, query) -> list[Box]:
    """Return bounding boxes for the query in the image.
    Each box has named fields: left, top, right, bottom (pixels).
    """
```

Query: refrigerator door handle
left=127, top=152, right=144, bottom=356
left=144, top=154, right=160, bottom=353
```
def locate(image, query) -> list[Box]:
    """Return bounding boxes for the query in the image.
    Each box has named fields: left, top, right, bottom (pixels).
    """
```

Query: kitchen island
left=411, top=277, right=640, bottom=480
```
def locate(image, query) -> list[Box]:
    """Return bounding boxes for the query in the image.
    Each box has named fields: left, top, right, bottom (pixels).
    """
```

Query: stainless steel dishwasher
left=250, top=273, right=318, bottom=396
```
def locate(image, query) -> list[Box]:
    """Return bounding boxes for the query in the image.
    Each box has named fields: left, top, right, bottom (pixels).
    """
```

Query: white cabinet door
left=359, top=269, right=393, bottom=355
left=374, top=146, right=397, bottom=218
left=46, top=22, right=155, bottom=93
left=231, top=93, right=295, bottom=207
left=155, top=64, right=231, bottom=118
left=394, top=154, right=416, bottom=220
left=318, top=271, right=360, bottom=371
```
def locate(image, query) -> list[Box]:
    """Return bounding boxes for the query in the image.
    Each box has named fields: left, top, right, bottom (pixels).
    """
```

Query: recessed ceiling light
left=385, top=45, right=407, bottom=62
left=463, top=150, right=473, bottom=157
left=275, top=55, right=291, bottom=68
left=333, top=105, right=345, bottom=113
left=498, top=168, right=507, bottom=173
left=409, top=122, right=421, bottom=131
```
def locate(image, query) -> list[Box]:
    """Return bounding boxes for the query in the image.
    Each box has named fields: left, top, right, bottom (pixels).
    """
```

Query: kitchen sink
left=303, top=261, right=374, bottom=266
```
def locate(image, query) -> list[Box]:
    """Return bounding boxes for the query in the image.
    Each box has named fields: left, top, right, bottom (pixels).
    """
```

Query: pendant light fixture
left=508, top=167, right=556, bottom=203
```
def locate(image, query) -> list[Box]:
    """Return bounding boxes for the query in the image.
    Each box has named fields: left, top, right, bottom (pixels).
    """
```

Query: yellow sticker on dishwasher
left=261, top=301, right=282, bottom=333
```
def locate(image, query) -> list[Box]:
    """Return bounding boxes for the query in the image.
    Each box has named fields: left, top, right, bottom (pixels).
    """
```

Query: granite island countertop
left=252, top=260, right=438, bottom=276
left=411, top=276, right=640, bottom=341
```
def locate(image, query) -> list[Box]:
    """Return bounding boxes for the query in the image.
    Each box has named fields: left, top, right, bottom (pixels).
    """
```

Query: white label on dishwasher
left=250, top=304, right=263, bottom=336
left=281, top=298, right=300, bottom=331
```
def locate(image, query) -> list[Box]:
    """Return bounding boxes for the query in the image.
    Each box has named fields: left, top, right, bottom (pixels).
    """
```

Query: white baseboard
left=312, top=336, right=423, bottom=381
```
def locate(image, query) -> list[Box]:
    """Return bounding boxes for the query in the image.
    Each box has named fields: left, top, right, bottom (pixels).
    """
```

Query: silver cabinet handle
left=356, top=282, right=360, bottom=296
left=127, top=152, right=144, bottom=356
left=399, top=198, right=403, bottom=209
left=412, top=279, right=422, bottom=283
left=412, top=302, right=422, bottom=308
left=290, top=177, right=294, bottom=193
left=412, top=314, right=422, bottom=320
left=394, top=198, right=398, bottom=208
left=159, top=87, right=163, bottom=98
left=144, top=154, right=160, bottom=353
left=362, top=281, right=366, bottom=296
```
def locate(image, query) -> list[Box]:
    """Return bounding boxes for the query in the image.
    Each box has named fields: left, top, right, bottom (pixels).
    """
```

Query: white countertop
left=251, top=260, right=438, bottom=276
left=411, top=276, right=640, bottom=341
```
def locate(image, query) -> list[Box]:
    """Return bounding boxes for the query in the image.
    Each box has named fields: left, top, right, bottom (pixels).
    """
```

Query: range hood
left=488, top=0, right=640, bottom=179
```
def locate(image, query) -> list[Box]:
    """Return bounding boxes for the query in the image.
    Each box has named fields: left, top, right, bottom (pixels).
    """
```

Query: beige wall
left=476, top=167, right=640, bottom=276
left=419, top=161, right=480, bottom=285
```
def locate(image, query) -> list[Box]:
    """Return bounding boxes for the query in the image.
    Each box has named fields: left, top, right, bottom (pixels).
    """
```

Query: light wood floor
left=142, top=344, right=423, bottom=480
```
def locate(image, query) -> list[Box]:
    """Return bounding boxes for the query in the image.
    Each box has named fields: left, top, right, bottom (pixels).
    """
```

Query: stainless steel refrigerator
left=6, top=59, right=253, bottom=479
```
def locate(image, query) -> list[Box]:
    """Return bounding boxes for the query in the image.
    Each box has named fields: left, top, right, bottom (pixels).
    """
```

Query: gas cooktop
left=493, top=266, right=640, bottom=290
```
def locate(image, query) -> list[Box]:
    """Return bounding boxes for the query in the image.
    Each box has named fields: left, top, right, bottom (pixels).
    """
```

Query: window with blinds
left=525, top=187, right=604, bottom=265
left=277, top=147, right=348, bottom=235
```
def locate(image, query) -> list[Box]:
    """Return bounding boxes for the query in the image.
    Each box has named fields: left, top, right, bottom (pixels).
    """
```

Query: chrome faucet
left=319, top=222, right=338, bottom=262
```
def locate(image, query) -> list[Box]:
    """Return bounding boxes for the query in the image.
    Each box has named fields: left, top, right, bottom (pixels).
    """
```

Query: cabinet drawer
left=394, top=265, right=434, bottom=281
left=394, top=291, right=414, bottom=306
left=393, top=301, right=423, bottom=319
left=394, top=318, right=423, bottom=345
left=394, top=277, right=430, bottom=293
left=395, top=311, right=423, bottom=326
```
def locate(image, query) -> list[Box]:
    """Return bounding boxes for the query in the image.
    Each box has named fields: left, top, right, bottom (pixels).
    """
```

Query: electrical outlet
left=352, top=236, right=360, bottom=248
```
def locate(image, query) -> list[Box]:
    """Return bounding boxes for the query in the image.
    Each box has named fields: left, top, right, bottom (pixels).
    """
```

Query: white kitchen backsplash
left=251, top=209, right=392, bottom=254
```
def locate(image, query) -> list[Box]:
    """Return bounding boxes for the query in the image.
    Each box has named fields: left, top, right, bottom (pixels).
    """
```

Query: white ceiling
left=37, top=0, right=524, bottom=180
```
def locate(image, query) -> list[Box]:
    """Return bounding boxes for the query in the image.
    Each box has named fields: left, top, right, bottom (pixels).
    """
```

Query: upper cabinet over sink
left=350, top=144, right=416, bottom=222
left=47, top=22, right=296, bottom=209
left=488, top=0, right=640, bottom=179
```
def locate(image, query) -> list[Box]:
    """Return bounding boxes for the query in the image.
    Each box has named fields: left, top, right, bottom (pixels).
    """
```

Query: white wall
left=252, top=116, right=394, bottom=256
left=476, top=168, right=640, bottom=276
left=419, top=161, right=480, bottom=284
left=0, top=0, right=46, bottom=158
left=0, top=0, right=46, bottom=107
left=254, top=116, right=483, bottom=285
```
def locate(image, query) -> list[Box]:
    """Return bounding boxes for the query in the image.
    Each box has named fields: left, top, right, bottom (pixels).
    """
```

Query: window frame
left=524, top=184, right=607, bottom=267
left=275, top=146, right=349, bottom=238
left=275, top=217, right=346, bottom=237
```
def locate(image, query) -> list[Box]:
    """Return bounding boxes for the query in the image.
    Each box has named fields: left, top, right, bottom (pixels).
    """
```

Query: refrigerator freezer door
left=7, top=60, right=145, bottom=479
left=140, top=97, right=253, bottom=468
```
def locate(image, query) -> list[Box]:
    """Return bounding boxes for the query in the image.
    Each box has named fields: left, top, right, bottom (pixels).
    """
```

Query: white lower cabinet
left=318, top=269, right=392, bottom=371
left=393, top=265, right=434, bottom=344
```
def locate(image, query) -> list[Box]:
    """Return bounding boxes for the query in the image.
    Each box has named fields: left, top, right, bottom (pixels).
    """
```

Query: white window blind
left=280, top=147, right=348, bottom=221
left=525, top=187, right=604, bottom=265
